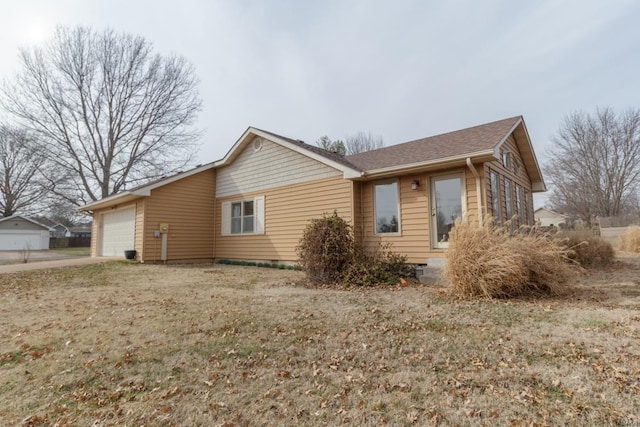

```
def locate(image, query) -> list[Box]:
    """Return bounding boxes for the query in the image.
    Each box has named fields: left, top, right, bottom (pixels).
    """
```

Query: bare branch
left=0, top=125, right=50, bottom=216
left=344, top=131, right=384, bottom=155
left=1, top=26, right=202, bottom=204
left=545, top=107, right=640, bottom=223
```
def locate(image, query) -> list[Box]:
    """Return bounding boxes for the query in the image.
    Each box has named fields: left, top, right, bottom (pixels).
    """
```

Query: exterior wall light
left=411, top=180, right=420, bottom=190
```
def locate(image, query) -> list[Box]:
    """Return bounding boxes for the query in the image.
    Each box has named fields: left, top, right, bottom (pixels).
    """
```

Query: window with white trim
left=502, top=151, right=511, bottom=169
left=222, top=196, right=265, bottom=235
left=374, top=181, right=400, bottom=234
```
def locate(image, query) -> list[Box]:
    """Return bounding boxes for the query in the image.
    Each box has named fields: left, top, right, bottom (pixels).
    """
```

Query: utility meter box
left=159, top=223, right=169, bottom=233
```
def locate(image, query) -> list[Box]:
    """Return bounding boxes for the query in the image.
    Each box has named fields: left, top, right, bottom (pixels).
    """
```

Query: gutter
left=466, top=157, right=484, bottom=226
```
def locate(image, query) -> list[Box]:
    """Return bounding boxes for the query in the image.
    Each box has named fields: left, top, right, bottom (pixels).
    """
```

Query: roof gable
left=0, top=215, right=52, bottom=230
left=218, top=127, right=362, bottom=178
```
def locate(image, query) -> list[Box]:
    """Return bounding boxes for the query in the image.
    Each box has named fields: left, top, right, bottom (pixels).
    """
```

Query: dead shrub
left=619, top=226, right=640, bottom=253
left=297, top=211, right=355, bottom=285
left=343, top=242, right=415, bottom=286
left=298, top=212, right=413, bottom=286
left=444, top=218, right=574, bottom=299
left=555, top=228, right=614, bottom=267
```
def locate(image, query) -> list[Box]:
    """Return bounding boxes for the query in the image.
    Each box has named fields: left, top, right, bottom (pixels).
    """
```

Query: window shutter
left=254, top=196, right=265, bottom=234
left=221, top=201, right=231, bottom=235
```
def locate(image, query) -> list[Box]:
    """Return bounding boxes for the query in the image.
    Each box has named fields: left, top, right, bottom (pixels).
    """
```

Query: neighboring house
left=80, top=116, right=545, bottom=265
left=49, top=223, right=70, bottom=238
left=0, top=215, right=52, bottom=250
left=34, top=217, right=71, bottom=238
left=534, top=208, right=567, bottom=228
left=69, top=225, right=92, bottom=239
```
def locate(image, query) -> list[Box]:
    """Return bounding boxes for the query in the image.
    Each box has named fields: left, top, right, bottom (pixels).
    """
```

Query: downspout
left=466, top=158, right=484, bottom=226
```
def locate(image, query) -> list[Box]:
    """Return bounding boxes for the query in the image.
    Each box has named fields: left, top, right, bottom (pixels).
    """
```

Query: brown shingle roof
left=345, top=116, right=522, bottom=171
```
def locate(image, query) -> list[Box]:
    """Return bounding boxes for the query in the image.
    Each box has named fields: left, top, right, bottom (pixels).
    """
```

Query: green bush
left=555, top=228, right=614, bottom=267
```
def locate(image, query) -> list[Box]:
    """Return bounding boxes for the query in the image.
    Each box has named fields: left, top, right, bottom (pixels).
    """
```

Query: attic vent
left=253, top=137, right=263, bottom=152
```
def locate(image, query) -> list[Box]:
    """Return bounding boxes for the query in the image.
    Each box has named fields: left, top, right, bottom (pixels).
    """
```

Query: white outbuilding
left=0, top=215, right=52, bottom=250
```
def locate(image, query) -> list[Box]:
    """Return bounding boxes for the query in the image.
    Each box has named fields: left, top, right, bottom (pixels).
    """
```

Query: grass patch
left=49, top=247, right=90, bottom=256
left=0, top=261, right=639, bottom=425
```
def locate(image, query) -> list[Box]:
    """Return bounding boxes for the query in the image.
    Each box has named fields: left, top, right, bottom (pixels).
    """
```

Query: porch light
left=411, top=180, right=420, bottom=190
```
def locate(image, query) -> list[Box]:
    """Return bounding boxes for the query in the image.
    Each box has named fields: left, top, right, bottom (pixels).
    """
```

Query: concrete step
left=415, top=265, right=443, bottom=284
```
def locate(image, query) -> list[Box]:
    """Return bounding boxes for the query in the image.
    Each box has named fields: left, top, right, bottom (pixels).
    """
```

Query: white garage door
left=100, top=207, right=135, bottom=257
left=0, top=231, right=48, bottom=250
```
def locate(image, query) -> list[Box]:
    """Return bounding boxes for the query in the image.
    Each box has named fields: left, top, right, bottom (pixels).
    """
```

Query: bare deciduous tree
left=2, top=26, right=202, bottom=205
left=546, top=107, right=640, bottom=223
left=0, top=125, right=47, bottom=217
left=344, top=131, right=384, bottom=155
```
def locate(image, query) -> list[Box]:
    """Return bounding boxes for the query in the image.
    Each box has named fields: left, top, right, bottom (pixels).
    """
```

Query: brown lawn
left=0, top=256, right=639, bottom=426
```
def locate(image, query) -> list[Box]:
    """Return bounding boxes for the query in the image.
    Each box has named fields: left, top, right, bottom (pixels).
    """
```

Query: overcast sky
left=1, top=0, right=639, bottom=205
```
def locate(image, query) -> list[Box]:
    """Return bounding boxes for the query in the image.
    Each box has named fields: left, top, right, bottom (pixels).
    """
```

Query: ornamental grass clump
left=619, top=226, right=640, bottom=253
left=555, top=228, right=614, bottom=267
left=444, top=218, right=574, bottom=299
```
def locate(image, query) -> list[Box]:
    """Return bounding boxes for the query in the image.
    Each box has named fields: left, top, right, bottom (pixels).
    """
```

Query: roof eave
left=497, top=118, right=547, bottom=193
left=532, top=182, right=547, bottom=192
left=78, top=191, right=145, bottom=212
left=78, top=162, right=216, bottom=212
left=358, top=150, right=495, bottom=179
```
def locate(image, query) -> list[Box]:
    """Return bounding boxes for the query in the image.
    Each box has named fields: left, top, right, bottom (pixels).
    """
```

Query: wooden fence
left=49, top=237, right=91, bottom=248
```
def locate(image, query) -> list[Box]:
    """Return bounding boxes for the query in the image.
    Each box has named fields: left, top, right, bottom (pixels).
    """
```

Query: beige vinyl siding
left=90, top=200, right=141, bottom=257
left=484, top=134, right=534, bottom=225
left=217, top=139, right=341, bottom=198
left=362, top=176, right=430, bottom=264
left=361, top=169, right=483, bottom=263
left=352, top=181, right=363, bottom=244
left=215, top=176, right=353, bottom=262
left=142, top=170, right=216, bottom=262
left=464, top=167, right=480, bottom=223
left=0, top=218, right=46, bottom=230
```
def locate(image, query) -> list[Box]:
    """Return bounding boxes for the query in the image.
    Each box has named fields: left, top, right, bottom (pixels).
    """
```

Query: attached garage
left=0, top=216, right=51, bottom=250
left=99, top=207, right=136, bottom=257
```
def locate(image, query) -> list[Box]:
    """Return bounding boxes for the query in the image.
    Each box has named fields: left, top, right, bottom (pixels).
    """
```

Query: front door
left=431, top=174, right=463, bottom=249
